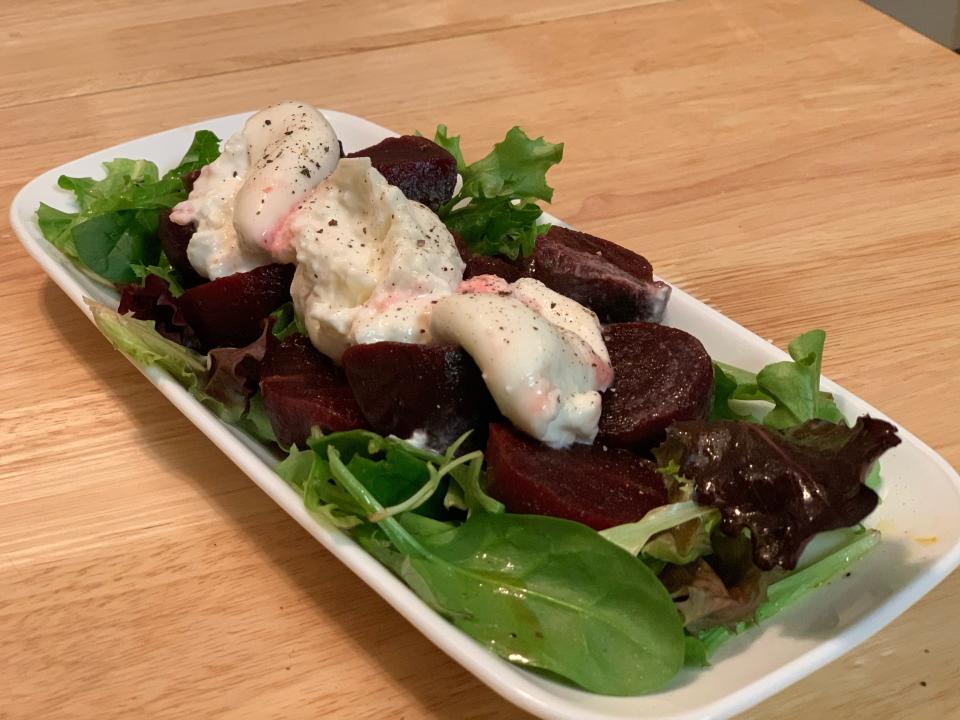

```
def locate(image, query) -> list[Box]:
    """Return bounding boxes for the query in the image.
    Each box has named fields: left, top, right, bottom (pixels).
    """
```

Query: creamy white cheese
left=287, top=157, right=464, bottom=361
left=169, top=132, right=271, bottom=279
left=431, top=276, right=613, bottom=448
left=233, top=102, right=340, bottom=262
left=170, top=101, right=339, bottom=278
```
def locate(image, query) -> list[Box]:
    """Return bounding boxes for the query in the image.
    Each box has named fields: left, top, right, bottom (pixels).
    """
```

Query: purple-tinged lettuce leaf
left=204, top=320, right=272, bottom=415
left=661, top=531, right=779, bottom=632
left=118, top=274, right=200, bottom=350
left=654, top=415, right=900, bottom=570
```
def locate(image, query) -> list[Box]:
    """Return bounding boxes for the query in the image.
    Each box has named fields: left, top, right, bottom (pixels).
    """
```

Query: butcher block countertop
left=2, top=1, right=959, bottom=717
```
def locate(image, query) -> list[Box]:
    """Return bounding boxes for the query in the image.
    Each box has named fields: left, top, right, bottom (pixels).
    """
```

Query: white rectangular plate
left=11, top=110, right=960, bottom=720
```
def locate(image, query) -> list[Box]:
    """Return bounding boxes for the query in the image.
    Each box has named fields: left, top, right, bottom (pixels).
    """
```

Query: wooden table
left=3, top=1, right=959, bottom=717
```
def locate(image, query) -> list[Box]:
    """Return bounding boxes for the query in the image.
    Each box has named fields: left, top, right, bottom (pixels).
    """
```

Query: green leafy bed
left=40, top=125, right=883, bottom=697
left=92, top=298, right=879, bottom=694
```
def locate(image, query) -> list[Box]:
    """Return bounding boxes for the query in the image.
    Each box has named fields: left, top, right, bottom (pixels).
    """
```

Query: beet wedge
left=178, top=263, right=294, bottom=350
left=260, top=335, right=367, bottom=448
left=348, top=135, right=457, bottom=210
left=342, top=341, right=497, bottom=450
left=599, top=322, right=714, bottom=449
left=157, top=210, right=205, bottom=289
left=484, top=423, right=668, bottom=530
left=533, top=226, right=671, bottom=323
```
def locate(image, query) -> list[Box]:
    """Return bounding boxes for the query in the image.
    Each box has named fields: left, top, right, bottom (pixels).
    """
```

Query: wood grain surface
left=2, top=0, right=959, bottom=717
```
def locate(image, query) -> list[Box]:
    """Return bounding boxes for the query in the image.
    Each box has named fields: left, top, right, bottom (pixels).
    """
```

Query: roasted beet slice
left=455, top=235, right=534, bottom=283
left=599, top=322, right=714, bottom=448
left=533, top=226, right=671, bottom=323
left=348, top=135, right=457, bottom=209
left=484, top=423, right=668, bottom=530
left=157, top=210, right=205, bottom=289
left=178, top=263, right=294, bottom=350
left=260, top=335, right=367, bottom=448
left=342, top=341, right=497, bottom=449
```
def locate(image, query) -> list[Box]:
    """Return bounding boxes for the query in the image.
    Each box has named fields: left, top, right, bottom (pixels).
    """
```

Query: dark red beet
left=455, top=235, right=534, bottom=283
left=348, top=135, right=457, bottom=210
left=484, top=423, right=668, bottom=530
left=157, top=210, right=206, bottom=289
left=533, top=226, right=671, bottom=323
left=599, top=322, right=714, bottom=449
left=181, top=169, right=202, bottom=193
left=260, top=335, right=367, bottom=448
left=178, top=263, right=294, bottom=351
left=342, top=341, right=497, bottom=449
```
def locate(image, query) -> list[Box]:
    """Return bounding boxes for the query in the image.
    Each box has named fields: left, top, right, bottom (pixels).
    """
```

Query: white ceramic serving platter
left=11, top=109, right=960, bottom=720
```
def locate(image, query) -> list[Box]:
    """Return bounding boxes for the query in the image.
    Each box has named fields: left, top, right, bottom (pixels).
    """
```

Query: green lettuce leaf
left=442, top=197, right=547, bottom=260
left=428, top=124, right=465, bottom=171
left=424, top=124, right=562, bottom=260
left=269, top=301, right=305, bottom=340
left=328, top=447, right=685, bottom=695
left=710, top=330, right=844, bottom=428
left=163, top=129, right=221, bottom=179
left=73, top=209, right=162, bottom=283
left=600, top=501, right=719, bottom=561
left=37, top=130, right=220, bottom=282
left=131, top=255, right=185, bottom=296
left=458, top=126, right=563, bottom=203
left=697, top=529, right=879, bottom=657
left=234, top=392, right=278, bottom=445
left=758, top=330, right=845, bottom=429
left=88, top=299, right=206, bottom=391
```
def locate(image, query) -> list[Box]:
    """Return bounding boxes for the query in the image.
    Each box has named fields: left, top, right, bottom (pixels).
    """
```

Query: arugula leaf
left=276, top=446, right=361, bottom=528
left=442, top=197, right=546, bottom=260
left=458, top=126, right=563, bottom=202
left=328, top=447, right=685, bottom=695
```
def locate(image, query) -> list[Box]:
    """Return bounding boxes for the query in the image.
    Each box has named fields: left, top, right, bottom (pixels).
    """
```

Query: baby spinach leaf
left=37, top=130, right=221, bottom=284
left=73, top=209, right=162, bottom=283
left=329, top=448, right=685, bottom=696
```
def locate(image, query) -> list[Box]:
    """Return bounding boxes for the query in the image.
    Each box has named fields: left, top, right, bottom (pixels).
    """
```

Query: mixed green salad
left=37, top=121, right=895, bottom=696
